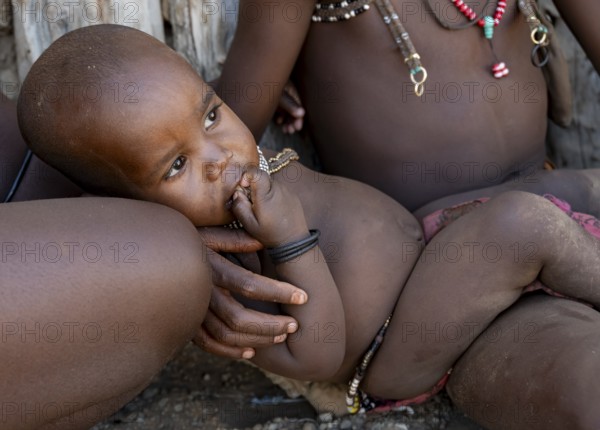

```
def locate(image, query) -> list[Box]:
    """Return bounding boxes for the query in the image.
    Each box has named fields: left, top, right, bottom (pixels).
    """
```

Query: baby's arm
left=231, top=169, right=346, bottom=381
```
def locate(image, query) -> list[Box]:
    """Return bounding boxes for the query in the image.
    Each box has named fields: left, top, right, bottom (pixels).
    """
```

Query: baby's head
left=18, top=24, right=258, bottom=226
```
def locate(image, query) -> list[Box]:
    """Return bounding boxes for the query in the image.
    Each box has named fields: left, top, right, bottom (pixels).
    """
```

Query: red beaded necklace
left=450, top=0, right=509, bottom=78
left=452, top=0, right=506, bottom=29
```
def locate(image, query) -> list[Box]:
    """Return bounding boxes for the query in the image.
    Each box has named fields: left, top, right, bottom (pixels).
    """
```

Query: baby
left=18, top=24, right=600, bottom=414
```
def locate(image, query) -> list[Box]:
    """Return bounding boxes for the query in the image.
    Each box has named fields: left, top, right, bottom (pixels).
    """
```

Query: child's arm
left=215, top=0, right=314, bottom=140
left=231, top=169, right=346, bottom=381
left=553, top=1, right=600, bottom=73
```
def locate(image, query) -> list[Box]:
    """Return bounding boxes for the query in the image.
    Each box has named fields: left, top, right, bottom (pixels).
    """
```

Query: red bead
left=451, top=0, right=507, bottom=25
left=492, top=62, right=509, bottom=78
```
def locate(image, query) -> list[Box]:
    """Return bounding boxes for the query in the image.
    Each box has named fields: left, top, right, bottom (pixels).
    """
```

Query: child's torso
left=263, top=160, right=424, bottom=382
left=295, top=0, right=548, bottom=211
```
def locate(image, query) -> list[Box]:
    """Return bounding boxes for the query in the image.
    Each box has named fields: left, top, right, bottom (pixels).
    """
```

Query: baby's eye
left=204, top=104, right=220, bottom=129
left=165, top=156, right=187, bottom=179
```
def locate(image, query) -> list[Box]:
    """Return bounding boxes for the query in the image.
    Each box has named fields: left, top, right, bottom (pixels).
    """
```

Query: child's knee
left=485, top=191, right=565, bottom=239
left=116, top=203, right=213, bottom=349
left=488, top=190, right=548, bottom=216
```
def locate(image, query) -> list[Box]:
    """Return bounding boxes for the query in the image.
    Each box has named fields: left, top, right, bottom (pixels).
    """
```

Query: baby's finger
left=230, top=187, right=258, bottom=230
left=246, top=166, right=273, bottom=207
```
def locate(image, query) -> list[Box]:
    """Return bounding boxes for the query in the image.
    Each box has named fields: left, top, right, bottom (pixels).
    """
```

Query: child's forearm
left=250, top=243, right=346, bottom=381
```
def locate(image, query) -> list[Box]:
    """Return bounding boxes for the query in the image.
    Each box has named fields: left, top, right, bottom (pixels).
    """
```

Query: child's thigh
left=362, top=192, right=561, bottom=399
left=448, top=294, right=600, bottom=430
left=0, top=199, right=212, bottom=428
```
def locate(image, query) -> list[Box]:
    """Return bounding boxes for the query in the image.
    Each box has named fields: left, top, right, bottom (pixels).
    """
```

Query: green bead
left=483, top=16, right=494, bottom=39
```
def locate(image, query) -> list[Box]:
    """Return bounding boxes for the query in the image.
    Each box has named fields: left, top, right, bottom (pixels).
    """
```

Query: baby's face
left=104, top=55, right=258, bottom=227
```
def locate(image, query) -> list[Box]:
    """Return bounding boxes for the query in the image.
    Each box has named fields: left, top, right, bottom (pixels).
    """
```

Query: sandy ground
left=92, top=344, right=484, bottom=430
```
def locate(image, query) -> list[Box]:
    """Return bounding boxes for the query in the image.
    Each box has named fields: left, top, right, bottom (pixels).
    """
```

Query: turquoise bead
left=483, top=16, right=494, bottom=39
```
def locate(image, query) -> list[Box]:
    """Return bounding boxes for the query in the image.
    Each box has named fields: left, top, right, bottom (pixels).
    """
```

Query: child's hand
left=231, top=167, right=309, bottom=248
left=274, top=81, right=304, bottom=134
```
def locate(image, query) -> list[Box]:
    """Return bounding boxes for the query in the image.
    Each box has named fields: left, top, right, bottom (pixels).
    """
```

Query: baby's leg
left=0, top=198, right=211, bottom=429
left=363, top=191, right=600, bottom=399
left=448, top=294, right=600, bottom=430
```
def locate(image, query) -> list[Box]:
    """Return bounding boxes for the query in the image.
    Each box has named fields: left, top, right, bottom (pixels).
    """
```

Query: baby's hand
left=231, top=167, right=309, bottom=248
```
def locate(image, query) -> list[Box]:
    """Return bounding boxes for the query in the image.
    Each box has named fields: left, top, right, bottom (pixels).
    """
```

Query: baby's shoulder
left=274, top=156, right=423, bottom=249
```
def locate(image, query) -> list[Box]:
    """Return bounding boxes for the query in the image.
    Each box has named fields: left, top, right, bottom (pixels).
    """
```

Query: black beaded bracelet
left=267, top=230, right=320, bottom=265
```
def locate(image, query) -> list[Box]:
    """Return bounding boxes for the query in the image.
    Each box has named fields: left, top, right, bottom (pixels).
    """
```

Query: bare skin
left=0, top=60, right=298, bottom=428
left=24, top=28, right=600, bottom=427
left=218, top=0, right=600, bottom=211
left=214, top=2, right=600, bottom=427
left=3, top=68, right=302, bottom=357
left=447, top=294, right=600, bottom=430
left=208, top=0, right=600, bottom=370
left=0, top=197, right=212, bottom=430
left=0, top=96, right=82, bottom=201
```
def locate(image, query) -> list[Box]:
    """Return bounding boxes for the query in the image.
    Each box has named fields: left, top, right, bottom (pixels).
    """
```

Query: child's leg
left=448, top=294, right=600, bottom=430
left=0, top=198, right=211, bottom=429
left=363, top=191, right=600, bottom=399
left=414, top=168, right=600, bottom=221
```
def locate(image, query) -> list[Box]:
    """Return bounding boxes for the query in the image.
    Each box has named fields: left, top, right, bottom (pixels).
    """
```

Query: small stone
left=302, top=423, right=318, bottom=430
left=124, top=412, right=137, bottom=422
left=340, top=419, right=352, bottom=429
left=142, top=387, right=159, bottom=399
left=158, top=398, right=169, bottom=409
left=203, top=373, right=211, bottom=381
left=174, top=403, right=184, bottom=412
left=318, top=412, right=333, bottom=422
left=221, top=373, right=231, bottom=382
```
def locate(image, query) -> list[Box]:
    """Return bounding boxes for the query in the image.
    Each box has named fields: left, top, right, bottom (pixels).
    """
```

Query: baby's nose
left=201, top=147, right=234, bottom=182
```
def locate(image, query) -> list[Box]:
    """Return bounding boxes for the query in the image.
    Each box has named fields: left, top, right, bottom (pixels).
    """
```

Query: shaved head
left=17, top=24, right=202, bottom=196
